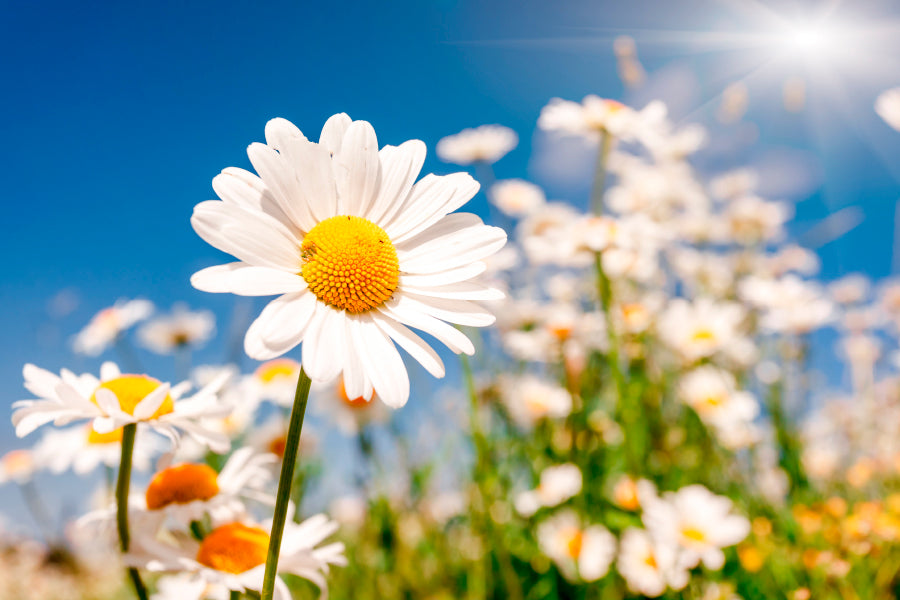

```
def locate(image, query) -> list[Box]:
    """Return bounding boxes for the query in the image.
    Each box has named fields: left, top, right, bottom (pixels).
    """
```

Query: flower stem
left=590, top=130, right=613, bottom=215
left=261, top=368, right=312, bottom=600
left=116, top=423, right=148, bottom=600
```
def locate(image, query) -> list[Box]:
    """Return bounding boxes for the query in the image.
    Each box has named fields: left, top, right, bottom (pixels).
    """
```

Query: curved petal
left=334, top=120, right=381, bottom=217
left=370, top=312, right=445, bottom=378
left=366, top=140, right=426, bottom=224
left=191, top=263, right=307, bottom=296
left=348, top=315, right=409, bottom=408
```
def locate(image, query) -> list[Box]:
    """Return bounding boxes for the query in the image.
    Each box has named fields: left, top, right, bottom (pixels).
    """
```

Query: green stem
left=590, top=130, right=613, bottom=215
left=116, top=423, right=148, bottom=600
left=260, top=368, right=312, bottom=600
left=230, top=591, right=241, bottom=600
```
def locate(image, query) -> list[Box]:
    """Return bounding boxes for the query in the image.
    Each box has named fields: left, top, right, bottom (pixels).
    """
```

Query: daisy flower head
left=73, top=298, right=154, bottom=356
left=0, top=449, right=36, bottom=485
left=138, top=304, right=216, bottom=355
left=538, top=95, right=635, bottom=141
left=191, top=115, right=507, bottom=408
left=133, top=511, right=346, bottom=600
left=536, top=510, right=616, bottom=582
left=12, top=362, right=232, bottom=453
left=312, top=376, right=388, bottom=435
left=489, top=179, right=546, bottom=218
left=515, top=463, right=583, bottom=517
left=32, top=423, right=161, bottom=476
left=436, top=124, right=518, bottom=165
left=617, top=528, right=689, bottom=597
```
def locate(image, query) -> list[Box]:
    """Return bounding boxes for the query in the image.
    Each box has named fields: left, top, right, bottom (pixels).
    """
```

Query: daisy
left=677, top=366, right=759, bottom=449
left=538, top=96, right=636, bottom=141
left=876, top=87, right=900, bottom=132
left=32, top=423, right=160, bottom=475
left=138, top=304, right=216, bottom=355
left=489, top=180, right=546, bottom=218
left=536, top=510, right=616, bottom=582
left=12, top=362, right=232, bottom=453
left=140, top=448, right=276, bottom=526
left=499, top=374, right=572, bottom=429
left=73, top=298, right=154, bottom=356
left=190, top=115, right=507, bottom=408
left=657, top=298, right=750, bottom=364
left=151, top=574, right=226, bottom=600
left=436, top=124, right=517, bottom=165
left=515, top=463, right=582, bottom=517
left=0, top=449, right=36, bottom=485
left=312, top=377, right=389, bottom=435
left=252, top=358, right=304, bottom=407
left=617, top=528, right=689, bottom=597
left=642, top=484, right=750, bottom=570
left=133, top=512, right=346, bottom=600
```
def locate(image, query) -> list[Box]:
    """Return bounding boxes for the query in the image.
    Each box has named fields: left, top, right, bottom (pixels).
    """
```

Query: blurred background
left=3, top=0, right=900, bottom=540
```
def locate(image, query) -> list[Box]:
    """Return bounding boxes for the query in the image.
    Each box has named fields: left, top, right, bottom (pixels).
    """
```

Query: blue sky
left=3, top=0, right=900, bottom=531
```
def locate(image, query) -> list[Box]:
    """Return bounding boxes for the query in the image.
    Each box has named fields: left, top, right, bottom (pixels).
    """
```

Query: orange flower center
left=90, top=375, right=174, bottom=418
left=196, top=523, right=269, bottom=574
left=338, top=380, right=375, bottom=408
left=267, top=434, right=287, bottom=459
left=301, top=215, right=399, bottom=313
left=562, top=528, right=584, bottom=559
left=145, top=463, right=220, bottom=510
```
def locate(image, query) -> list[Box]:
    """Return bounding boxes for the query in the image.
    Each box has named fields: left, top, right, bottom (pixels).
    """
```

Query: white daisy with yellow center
left=536, top=510, right=616, bottom=582
left=191, top=114, right=507, bottom=408
left=12, top=362, right=232, bottom=452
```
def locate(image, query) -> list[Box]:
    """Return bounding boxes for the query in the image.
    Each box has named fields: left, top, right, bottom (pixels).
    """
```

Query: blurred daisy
left=678, top=366, right=759, bottom=449
left=133, top=512, right=346, bottom=600
left=876, top=88, right=900, bottom=132
left=617, top=528, right=689, bottom=597
left=0, top=449, right=36, bottom=485
left=515, top=463, right=582, bottom=516
left=12, top=362, right=232, bottom=453
left=658, top=298, right=750, bottom=364
left=536, top=510, right=615, bottom=582
left=244, top=414, right=319, bottom=461
left=151, top=574, right=226, bottom=600
left=500, top=374, right=572, bottom=429
left=539, top=96, right=635, bottom=140
left=642, top=485, right=750, bottom=570
left=32, top=423, right=160, bottom=476
left=73, top=298, right=154, bottom=356
left=252, top=358, right=303, bottom=407
left=489, top=180, right=546, bottom=218
left=436, top=124, right=517, bottom=165
left=191, top=115, right=506, bottom=408
left=138, top=304, right=216, bottom=355
left=313, top=378, right=388, bottom=435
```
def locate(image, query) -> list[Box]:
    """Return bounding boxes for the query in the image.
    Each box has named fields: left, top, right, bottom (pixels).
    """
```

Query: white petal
left=349, top=315, right=409, bottom=408
left=191, top=263, right=307, bottom=296
left=366, top=140, right=426, bottom=224
left=265, top=118, right=308, bottom=150
left=400, top=280, right=505, bottom=302
left=133, top=383, right=171, bottom=420
left=246, top=143, right=317, bottom=233
left=385, top=173, right=480, bottom=243
left=244, top=292, right=313, bottom=360
left=301, top=306, right=347, bottom=382
left=370, top=312, right=445, bottom=378
left=212, top=167, right=292, bottom=227
left=399, top=262, right=487, bottom=287
left=334, top=120, right=381, bottom=217
left=398, top=225, right=507, bottom=274
left=378, top=298, right=475, bottom=355
left=100, top=362, right=120, bottom=381
left=319, top=113, right=352, bottom=156
left=397, top=293, right=495, bottom=327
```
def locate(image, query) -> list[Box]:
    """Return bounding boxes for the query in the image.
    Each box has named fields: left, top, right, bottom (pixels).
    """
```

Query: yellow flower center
left=301, top=215, right=399, bottom=313
left=561, top=527, right=583, bottom=559
left=643, top=551, right=658, bottom=569
left=196, top=523, right=269, bottom=574
left=691, top=328, right=717, bottom=343
left=681, top=526, right=708, bottom=546
left=255, top=358, right=300, bottom=384
left=86, top=425, right=124, bottom=445
left=145, top=463, right=220, bottom=510
left=267, top=434, right=287, bottom=459
left=90, top=375, right=174, bottom=418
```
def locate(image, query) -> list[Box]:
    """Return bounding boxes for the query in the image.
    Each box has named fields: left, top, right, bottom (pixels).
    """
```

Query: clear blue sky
left=3, top=0, right=900, bottom=531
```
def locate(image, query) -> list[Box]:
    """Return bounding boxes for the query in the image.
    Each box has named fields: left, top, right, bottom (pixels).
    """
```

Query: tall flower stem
left=590, top=130, right=613, bottom=215
left=116, top=423, right=148, bottom=600
left=261, top=368, right=312, bottom=600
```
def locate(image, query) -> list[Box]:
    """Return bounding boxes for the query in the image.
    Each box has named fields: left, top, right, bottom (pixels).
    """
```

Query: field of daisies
left=6, top=77, right=900, bottom=600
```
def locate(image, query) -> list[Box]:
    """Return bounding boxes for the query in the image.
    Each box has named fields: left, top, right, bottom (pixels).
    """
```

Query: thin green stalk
left=230, top=591, right=240, bottom=600
left=261, top=368, right=312, bottom=600
left=590, top=130, right=613, bottom=215
left=116, top=423, right=148, bottom=600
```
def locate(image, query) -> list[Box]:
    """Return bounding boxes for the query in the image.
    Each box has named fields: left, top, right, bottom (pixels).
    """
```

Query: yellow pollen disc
left=86, top=425, right=124, bottom=445
left=301, top=215, right=399, bottom=314
left=562, top=528, right=583, bottom=559
left=196, top=523, right=269, bottom=574
left=643, top=552, right=658, bottom=568
left=145, top=463, right=220, bottom=510
left=255, top=358, right=300, bottom=384
left=267, top=434, right=287, bottom=459
left=681, top=526, right=707, bottom=545
left=90, top=375, right=174, bottom=418
left=691, top=328, right=716, bottom=343
left=338, top=380, right=375, bottom=408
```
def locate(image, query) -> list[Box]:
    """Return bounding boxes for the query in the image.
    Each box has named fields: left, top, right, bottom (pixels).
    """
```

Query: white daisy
left=488, top=179, right=546, bottom=218
left=536, top=510, right=616, bottom=582
left=133, top=512, right=346, bottom=600
left=151, top=574, right=226, bottom=600
left=499, top=374, right=572, bottom=429
left=515, top=463, right=582, bottom=516
left=137, top=304, right=216, bottom=355
left=32, top=423, right=161, bottom=476
left=190, top=115, right=507, bottom=408
left=0, top=449, right=36, bottom=485
left=12, top=362, right=232, bottom=453
left=616, top=528, right=689, bottom=597
left=312, top=376, right=389, bottom=435
left=538, top=96, right=636, bottom=140
left=642, top=484, right=750, bottom=570
left=678, top=366, right=759, bottom=449
left=73, top=298, right=154, bottom=356
left=435, top=124, right=517, bottom=165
